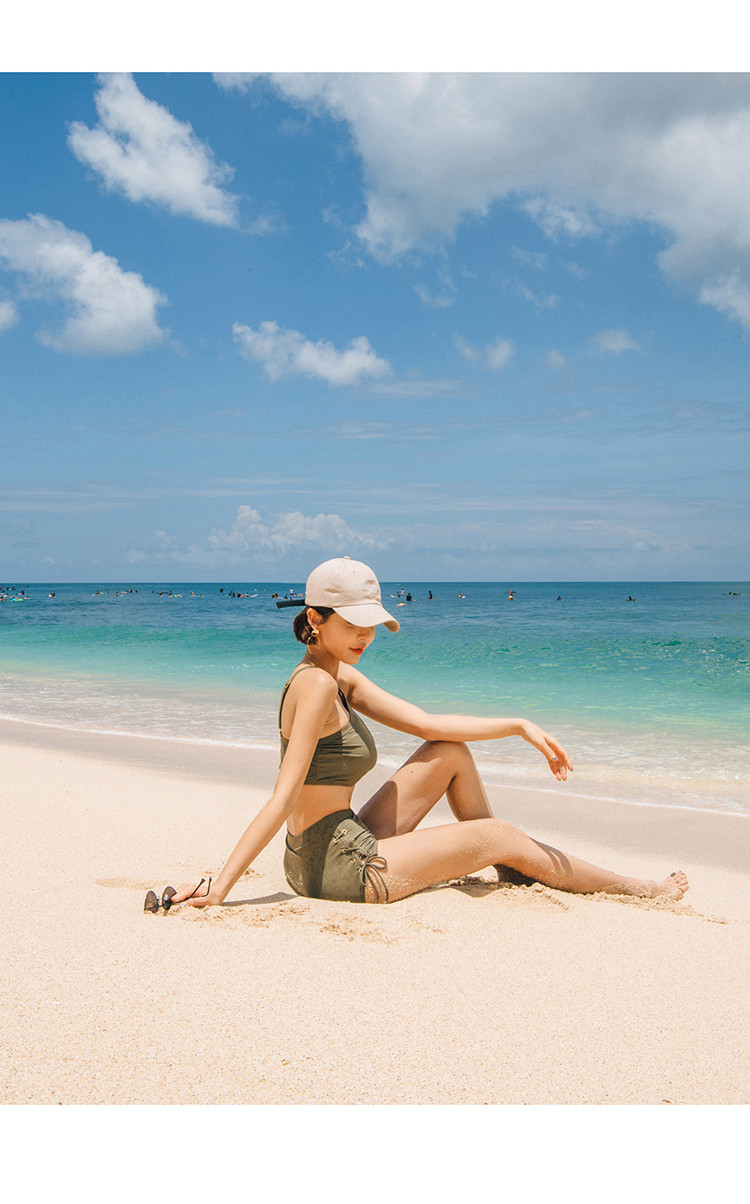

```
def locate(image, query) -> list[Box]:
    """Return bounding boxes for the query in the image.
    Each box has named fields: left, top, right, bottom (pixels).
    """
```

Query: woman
left=161, top=557, right=688, bottom=910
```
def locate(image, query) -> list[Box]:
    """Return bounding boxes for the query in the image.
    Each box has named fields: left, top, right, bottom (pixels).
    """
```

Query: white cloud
left=0, top=298, right=18, bottom=331
left=414, top=283, right=455, bottom=308
left=414, top=262, right=457, bottom=309
left=229, top=73, right=750, bottom=328
left=259, top=509, right=383, bottom=553
left=207, top=505, right=268, bottom=555
left=0, top=486, right=128, bottom=513
left=518, top=284, right=558, bottom=309
left=455, top=333, right=515, bottom=370
left=592, top=328, right=641, bottom=355
left=370, top=376, right=466, bottom=399
left=213, top=74, right=259, bottom=94
left=522, top=198, right=600, bottom=240
left=698, top=271, right=750, bottom=328
left=69, top=73, right=238, bottom=226
left=561, top=518, right=681, bottom=556
left=127, top=503, right=385, bottom=566
left=485, top=337, right=515, bottom=370
left=545, top=349, right=567, bottom=367
left=454, top=334, right=479, bottom=363
left=510, top=246, right=548, bottom=269
left=233, top=320, right=390, bottom=385
left=0, top=214, right=166, bottom=355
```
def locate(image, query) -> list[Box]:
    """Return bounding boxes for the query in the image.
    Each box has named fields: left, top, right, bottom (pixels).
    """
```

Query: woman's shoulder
left=285, top=663, right=339, bottom=700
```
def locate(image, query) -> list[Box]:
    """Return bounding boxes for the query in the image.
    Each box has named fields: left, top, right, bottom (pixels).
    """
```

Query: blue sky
left=1, top=70, right=749, bottom=582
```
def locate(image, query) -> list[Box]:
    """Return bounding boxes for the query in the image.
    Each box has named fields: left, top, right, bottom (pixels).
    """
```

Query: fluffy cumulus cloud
left=220, top=73, right=750, bottom=328
left=209, top=505, right=384, bottom=555
left=0, top=213, right=166, bottom=354
left=69, top=74, right=238, bottom=226
left=233, top=320, right=390, bottom=385
left=126, top=504, right=385, bottom=567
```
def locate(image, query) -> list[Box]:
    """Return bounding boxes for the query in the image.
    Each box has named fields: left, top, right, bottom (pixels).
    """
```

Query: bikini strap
left=278, top=665, right=313, bottom=731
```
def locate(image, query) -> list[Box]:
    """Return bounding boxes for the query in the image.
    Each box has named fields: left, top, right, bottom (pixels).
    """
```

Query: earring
left=309, top=628, right=319, bottom=645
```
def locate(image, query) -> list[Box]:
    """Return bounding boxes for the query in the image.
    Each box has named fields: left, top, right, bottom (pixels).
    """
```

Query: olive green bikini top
left=278, top=669, right=377, bottom=787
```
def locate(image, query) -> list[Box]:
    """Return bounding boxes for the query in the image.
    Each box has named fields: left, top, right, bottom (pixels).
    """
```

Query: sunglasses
left=143, top=877, right=211, bottom=913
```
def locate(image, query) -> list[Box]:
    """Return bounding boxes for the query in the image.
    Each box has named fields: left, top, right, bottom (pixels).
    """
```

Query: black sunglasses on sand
left=143, top=878, right=211, bottom=913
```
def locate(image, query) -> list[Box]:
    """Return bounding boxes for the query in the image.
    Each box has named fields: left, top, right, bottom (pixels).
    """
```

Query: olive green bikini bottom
left=284, top=809, right=389, bottom=904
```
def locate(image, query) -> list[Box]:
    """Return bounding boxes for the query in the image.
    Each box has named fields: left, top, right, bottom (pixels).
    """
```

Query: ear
left=306, top=607, right=323, bottom=626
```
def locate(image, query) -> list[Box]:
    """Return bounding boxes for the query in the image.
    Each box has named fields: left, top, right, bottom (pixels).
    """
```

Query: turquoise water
left=1, top=581, right=748, bottom=814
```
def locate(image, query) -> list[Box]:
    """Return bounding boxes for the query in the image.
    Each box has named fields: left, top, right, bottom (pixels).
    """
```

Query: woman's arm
left=175, top=669, right=339, bottom=907
left=341, top=666, right=572, bottom=779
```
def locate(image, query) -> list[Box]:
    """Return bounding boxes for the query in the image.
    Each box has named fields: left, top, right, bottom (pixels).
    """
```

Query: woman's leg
left=359, top=740, right=534, bottom=882
left=368, top=818, right=689, bottom=904
left=358, top=740, right=688, bottom=903
left=360, top=740, right=499, bottom=836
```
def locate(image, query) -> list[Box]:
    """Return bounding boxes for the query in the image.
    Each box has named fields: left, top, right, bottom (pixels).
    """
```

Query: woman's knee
left=420, top=739, right=473, bottom=768
left=483, top=815, right=524, bottom=848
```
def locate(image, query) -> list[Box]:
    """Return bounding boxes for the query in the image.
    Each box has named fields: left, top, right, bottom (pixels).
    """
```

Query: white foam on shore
left=2, top=651, right=748, bottom=816
left=1, top=702, right=747, bottom=819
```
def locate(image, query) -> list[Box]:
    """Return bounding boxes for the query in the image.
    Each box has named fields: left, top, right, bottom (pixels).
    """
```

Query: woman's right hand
left=171, top=880, right=223, bottom=908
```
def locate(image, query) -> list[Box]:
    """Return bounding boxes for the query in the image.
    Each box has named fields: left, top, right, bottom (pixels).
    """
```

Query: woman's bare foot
left=625, top=871, right=689, bottom=900
left=601, top=870, right=689, bottom=899
left=653, top=870, right=689, bottom=900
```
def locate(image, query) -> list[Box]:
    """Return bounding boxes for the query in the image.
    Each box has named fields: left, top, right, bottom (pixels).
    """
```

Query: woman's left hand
left=520, top=721, right=573, bottom=780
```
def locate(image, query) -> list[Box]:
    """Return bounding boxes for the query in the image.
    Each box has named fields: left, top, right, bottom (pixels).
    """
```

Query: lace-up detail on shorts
left=331, top=820, right=389, bottom=903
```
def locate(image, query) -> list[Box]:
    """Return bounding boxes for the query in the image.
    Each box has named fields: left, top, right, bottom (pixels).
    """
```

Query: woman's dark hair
left=293, top=605, right=335, bottom=645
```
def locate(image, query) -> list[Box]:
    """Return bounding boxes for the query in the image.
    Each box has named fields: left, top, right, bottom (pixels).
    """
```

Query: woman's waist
left=287, top=785, right=355, bottom=838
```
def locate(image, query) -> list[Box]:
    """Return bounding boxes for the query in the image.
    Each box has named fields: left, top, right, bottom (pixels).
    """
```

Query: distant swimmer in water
left=626, top=596, right=639, bottom=602
left=508, top=591, right=514, bottom=601
left=428, top=591, right=433, bottom=600
left=556, top=596, right=562, bottom=602
left=457, top=593, right=465, bottom=599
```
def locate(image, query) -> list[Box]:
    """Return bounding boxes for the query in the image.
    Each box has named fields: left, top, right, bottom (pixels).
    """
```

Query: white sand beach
left=1, top=716, right=749, bottom=1108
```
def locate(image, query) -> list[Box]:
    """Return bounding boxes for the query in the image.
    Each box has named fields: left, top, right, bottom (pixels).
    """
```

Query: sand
left=1, top=716, right=749, bottom=1108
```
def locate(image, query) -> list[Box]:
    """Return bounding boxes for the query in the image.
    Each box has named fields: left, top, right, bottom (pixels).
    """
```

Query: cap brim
left=332, top=603, right=399, bottom=632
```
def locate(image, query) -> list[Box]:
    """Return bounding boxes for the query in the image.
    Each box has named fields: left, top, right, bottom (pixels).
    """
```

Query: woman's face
left=312, top=610, right=376, bottom=664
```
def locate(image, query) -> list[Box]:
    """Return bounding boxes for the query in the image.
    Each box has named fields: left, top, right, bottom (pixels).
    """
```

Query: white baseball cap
left=305, top=557, right=399, bottom=632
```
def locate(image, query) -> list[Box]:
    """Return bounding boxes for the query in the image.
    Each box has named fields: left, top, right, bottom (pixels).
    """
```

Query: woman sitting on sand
left=160, top=557, right=688, bottom=911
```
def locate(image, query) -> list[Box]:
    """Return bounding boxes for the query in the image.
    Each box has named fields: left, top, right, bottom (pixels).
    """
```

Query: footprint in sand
left=316, top=917, right=400, bottom=944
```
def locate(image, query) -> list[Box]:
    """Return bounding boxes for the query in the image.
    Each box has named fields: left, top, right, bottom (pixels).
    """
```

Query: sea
left=1, top=580, right=748, bottom=817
